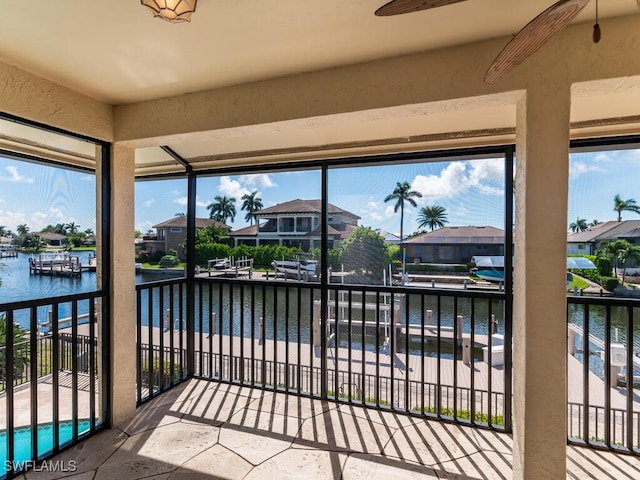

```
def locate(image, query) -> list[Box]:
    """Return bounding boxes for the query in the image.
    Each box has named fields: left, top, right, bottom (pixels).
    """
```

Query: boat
left=272, top=253, right=318, bottom=280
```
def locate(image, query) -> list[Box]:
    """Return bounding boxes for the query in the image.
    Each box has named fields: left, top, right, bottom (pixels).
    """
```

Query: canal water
left=0, top=252, right=178, bottom=329
left=2, top=252, right=638, bottom=369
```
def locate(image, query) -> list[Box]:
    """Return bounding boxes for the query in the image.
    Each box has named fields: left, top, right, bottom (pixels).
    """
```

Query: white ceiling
left=1, top=0, right=635, bottom=105
left=1, top=1, right=639, bottom=174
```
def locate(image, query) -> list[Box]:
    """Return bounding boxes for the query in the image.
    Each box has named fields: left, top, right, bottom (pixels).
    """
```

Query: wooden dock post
left=462, top=336, right=471, bottom=365
left=456, top=315, right=463, bottom=344
left=164, top=309, right=170, bottom=331
left=490, top=314, right=497, bottom=335
left=259, top=317, right=264, bottom=345
left=426, top=309, right=433, bottom=326
left=211, top=312, right=216, bottom=336
left=312, top=302, right=321, bottom=347
left=567, top=328, right=576, bottom=356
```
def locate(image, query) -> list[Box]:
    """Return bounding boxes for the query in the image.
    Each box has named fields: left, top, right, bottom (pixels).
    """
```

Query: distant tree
left=0, top=315, right=29, bottom=383
left=569, top=217, right=588, bottom=233
left=65, top=222, right=79, bottom=235
left=406, top=230, right=428, bottom=239
left=195, top=224, right=229, bottom=245
left=83, top=228, right=94, bottom=237
left=21, top=234, right=45, bottom=252
left=597, top=239, right=640, bottom=281
left=613, top=194, right=640, bottom=221
left=589, top=219, right=601, bottom=227
left=342, top=226, right=390, bottom=284
left=241, top=191, right=263, bottom=225
left=134, top=230, right=142, bottom=238
left=0, top=226, right=7, bottom=237
left=207, top=196, right=236, bottom=224
left=384, top=181, right=422, bottom=242
left=16, top=224, right=29, bottom=237
left=417, top=204, right=449, bottom=231
left=175, top=212, right=185, bottom=217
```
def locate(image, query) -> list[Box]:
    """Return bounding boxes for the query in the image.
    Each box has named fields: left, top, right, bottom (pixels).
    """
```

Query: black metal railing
left=144, top=276, right=511, bottom=431
left=566, top=296, right=640, bottom=453
left=0, top=292, right=106, bottom=477
left=135, top=278, right=189, bottom=404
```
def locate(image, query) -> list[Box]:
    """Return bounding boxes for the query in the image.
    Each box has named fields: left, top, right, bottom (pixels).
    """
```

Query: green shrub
left=140, top=360, right=181, bottom=389
left=195, top=243, right=232, bottom=266
left=595, top=256, right=613, bottom=277
left=159, top=255, right=179, bottom=268
left=602, top=276, right=619, bottom=291
left=414, top=405, right=504, bottom=425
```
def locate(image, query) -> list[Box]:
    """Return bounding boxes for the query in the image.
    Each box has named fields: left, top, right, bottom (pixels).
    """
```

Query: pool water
left=0, top=420, right=91, bottom=465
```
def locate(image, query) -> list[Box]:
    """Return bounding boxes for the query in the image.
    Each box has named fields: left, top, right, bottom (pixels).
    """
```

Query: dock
left=0, top=243, right=17, bottom=258
left=29, top=253, right=83, bottom=277
left=207, top=256, right=254, bottom=278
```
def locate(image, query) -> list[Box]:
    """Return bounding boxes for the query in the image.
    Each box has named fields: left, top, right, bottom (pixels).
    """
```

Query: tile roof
left=567, top=220, right=640, bottom=243
left=402, top=226, right=505, bottom=245
left=255, top=199, right=359, bottom=219
left=153, top=217, right=229, bottom=230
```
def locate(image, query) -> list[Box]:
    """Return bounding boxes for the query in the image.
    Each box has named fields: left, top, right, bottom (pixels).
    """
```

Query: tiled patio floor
left=19, top=378, right=640, bottom=480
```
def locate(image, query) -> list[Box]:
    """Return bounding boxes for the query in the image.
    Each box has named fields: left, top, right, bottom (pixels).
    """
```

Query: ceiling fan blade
left=484, top=0, right=590, bottom=84
left=375, top=0, right=467, bottom=17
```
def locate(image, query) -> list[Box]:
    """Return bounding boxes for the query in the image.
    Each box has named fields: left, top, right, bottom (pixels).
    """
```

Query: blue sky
left=1, top=149, right=640, bottom=237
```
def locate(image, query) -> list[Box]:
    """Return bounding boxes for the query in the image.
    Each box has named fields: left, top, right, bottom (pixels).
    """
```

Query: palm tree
left=384, top=181, right=422, bottom=242
left=66, top=222, right=79, bottom=235
left=569, top=217, right=588, bottom=233
left=241, top=191, right=263, bottom=225
left=417, top=204, right=449, bottom=231
left=597, top=239, right=640, bottom=280
left=589, top=219, right=601, bottom=227
left=16, top=224, right=29, bottom=237
left=207, top=196, right=237, bottom=224
left=613, top=194, right=640, bottom=221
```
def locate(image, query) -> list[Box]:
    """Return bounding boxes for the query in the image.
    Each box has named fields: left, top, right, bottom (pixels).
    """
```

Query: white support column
left=513, top=81, right=571, bottom=480
left=109, top=144, right=137, bottom=426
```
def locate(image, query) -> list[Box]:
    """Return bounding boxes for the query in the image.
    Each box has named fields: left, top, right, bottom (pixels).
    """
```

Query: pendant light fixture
left=141, top=0, right=197, bottom=24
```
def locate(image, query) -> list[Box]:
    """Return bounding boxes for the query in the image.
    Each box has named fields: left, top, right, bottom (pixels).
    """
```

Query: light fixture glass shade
left=141, top=0, right=197, bottom=23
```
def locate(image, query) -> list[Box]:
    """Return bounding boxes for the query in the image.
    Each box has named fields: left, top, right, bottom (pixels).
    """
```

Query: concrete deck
left=19, top=378, right=640, bottom=480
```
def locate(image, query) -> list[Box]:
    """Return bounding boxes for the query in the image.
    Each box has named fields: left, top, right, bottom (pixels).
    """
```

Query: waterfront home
left=2, top=3, right=640, bottom=480
left=401, top=226, right=505, bottom=265
left=229, top=199, right=359, bottom=250
left=140, top=216, right=229, bottom=258
left=567, top=220, right=640, bottom=255
left=37, top=231, right=66, bottom=247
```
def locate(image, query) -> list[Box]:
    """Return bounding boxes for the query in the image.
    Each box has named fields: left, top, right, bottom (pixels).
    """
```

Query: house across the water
left=401, top=226, right=505, bottom=265
left=140, top=217, right=229, bottom=258
left=230, top=199, right=359, bottom=251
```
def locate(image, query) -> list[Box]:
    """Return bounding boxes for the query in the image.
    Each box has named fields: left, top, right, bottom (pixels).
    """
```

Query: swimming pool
left=0, top=420, right=91, bottom=466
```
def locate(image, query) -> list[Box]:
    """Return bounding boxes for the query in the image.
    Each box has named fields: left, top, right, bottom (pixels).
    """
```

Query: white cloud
left=29, top=207, right=65, bottom=231
left=219, top=176, right=249, bottom=199
left=239, top=174, right=277, bottom=189
left=358, top=200, right=396, bottom=223
left=412, top=163, right=471, bottom=201
left=136, top=220, right=154, bottom=233
left=411, top=159, right=505, bottom=201
left=143, top=198, right=156, bottom=207
left=570, top=160, right=603, bottom=180
left=174, top=196, right=208, bottom=207
left=0, top=210, right=27, bottom=231
left=0, top=166, right=34, bottom=183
